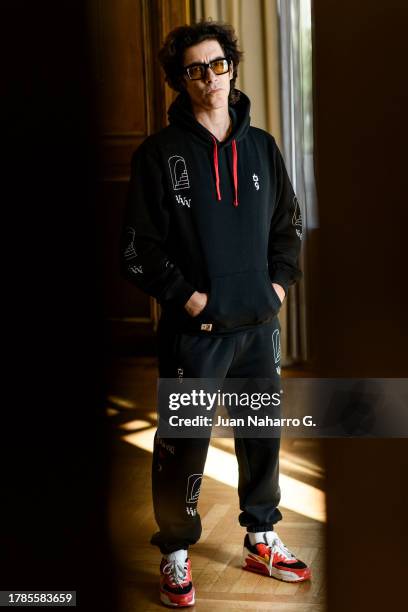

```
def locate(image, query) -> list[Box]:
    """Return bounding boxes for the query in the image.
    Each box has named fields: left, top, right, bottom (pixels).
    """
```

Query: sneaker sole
left=160, top=589, right=195, bottom=608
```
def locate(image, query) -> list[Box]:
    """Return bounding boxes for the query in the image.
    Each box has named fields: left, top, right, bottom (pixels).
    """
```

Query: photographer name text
left=168, top=415, right=316, bottom=427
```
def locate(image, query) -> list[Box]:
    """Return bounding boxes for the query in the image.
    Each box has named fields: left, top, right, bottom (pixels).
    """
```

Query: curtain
left=277, top=0, right=317, bottom=363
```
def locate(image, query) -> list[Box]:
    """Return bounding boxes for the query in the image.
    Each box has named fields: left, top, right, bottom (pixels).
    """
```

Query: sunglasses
left=183, top=57, right=231, bottom=81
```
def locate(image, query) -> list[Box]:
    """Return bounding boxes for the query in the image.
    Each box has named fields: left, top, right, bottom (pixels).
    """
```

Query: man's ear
left=229, top=61, right=234, bottom=79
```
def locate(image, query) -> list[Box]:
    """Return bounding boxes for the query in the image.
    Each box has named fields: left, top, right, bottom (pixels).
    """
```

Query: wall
left=312, top=1, right=408, bottom=609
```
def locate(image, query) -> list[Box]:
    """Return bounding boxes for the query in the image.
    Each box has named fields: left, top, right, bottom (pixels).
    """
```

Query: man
left=121, top=21, right=310, bottom=608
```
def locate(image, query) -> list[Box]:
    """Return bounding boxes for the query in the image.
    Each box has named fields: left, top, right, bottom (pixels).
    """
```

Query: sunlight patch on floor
left=121, top=426, right=326, bottom=523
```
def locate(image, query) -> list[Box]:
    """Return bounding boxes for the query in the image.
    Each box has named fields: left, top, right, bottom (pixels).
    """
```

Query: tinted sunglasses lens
left=211, top=59, right=229, bottom=74
left=187, top=65, right=204, bottom=80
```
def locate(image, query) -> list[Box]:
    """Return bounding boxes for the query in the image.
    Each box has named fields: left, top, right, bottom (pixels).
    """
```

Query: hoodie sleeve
left=267, top=141, right=303, bottom=295
left=120, top=140, right=195, bottom=307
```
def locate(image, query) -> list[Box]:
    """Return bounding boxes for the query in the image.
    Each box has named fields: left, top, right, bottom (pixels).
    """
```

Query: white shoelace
left=162, top=559, right=188, bottom=586
left=264, top=533, right=296, bottom=575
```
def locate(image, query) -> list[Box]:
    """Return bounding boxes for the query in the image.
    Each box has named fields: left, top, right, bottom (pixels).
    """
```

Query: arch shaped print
left=185, top=473, right=202, bottom=503
left=168, top=155, right=190, bottom=190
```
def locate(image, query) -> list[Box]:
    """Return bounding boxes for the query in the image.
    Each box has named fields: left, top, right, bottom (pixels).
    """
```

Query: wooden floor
left=106, top=356, right=326, bottom=612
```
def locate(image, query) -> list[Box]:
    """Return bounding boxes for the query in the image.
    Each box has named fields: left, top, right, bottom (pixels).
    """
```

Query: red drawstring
left=211, top=136, right=239, bottom=206
left=212, top=136, right=221, bottom=201
left=232, top=139, right=238, bottom=207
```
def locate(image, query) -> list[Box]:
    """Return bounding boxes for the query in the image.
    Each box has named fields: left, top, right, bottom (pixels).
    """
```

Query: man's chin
left=202, top=92, right=229, bottom=108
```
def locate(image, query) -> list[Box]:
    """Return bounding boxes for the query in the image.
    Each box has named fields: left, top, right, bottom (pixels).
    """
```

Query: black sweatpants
left=150, top=316, right=283, bottom=554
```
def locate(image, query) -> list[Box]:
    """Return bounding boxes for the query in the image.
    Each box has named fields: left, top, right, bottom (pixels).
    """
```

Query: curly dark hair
left=158, top=20, right=243, bottom=104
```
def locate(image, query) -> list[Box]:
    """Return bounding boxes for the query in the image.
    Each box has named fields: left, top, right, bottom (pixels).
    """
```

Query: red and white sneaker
left=242, top=532, right=311, bottom=582
left=159, top=549, right=195, bottom=607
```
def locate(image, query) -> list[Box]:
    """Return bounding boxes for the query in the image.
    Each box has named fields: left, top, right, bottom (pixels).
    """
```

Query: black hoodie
left=121, top=90, right=302, bottom=335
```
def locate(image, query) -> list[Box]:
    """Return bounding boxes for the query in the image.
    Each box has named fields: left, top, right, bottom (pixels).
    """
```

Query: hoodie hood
left=167, top=90, right=251, bottom=206
left=167, top=89, right=251, bottom=145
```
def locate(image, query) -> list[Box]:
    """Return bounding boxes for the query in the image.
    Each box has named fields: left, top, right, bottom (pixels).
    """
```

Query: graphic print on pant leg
left=272, top=329, right=281, bottom=375
left=185, top=473, right=203, bottom=517
left=155, top=436, right=176, bottom=473
left=157, top=437, right=176, bottom=456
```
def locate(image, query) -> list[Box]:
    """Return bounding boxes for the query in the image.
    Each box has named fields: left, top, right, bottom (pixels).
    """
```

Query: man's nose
left=204, top=66, right=217, bottom=83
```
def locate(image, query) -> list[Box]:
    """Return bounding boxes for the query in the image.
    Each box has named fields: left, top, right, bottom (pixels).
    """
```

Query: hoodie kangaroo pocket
left=201, top=269, right=281, bottom=330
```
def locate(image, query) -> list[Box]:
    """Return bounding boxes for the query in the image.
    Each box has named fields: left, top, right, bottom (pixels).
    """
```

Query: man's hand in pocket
left=184, top=291, right=208, bottom=317
left=272, top=283, right=285, bottom=304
